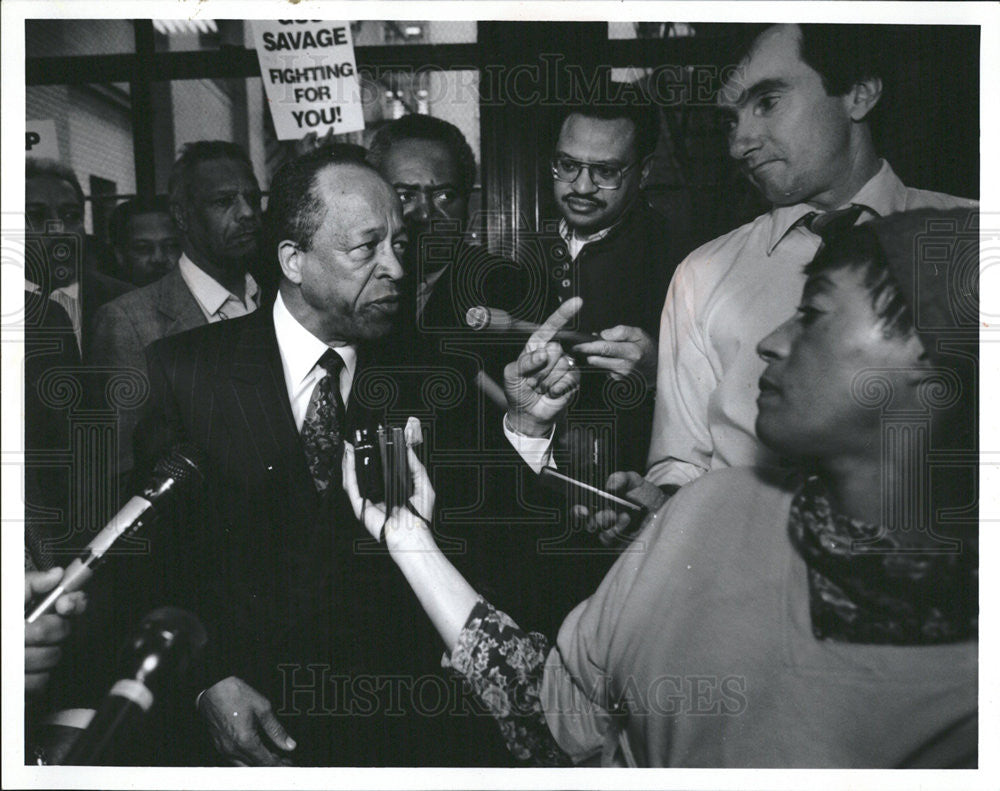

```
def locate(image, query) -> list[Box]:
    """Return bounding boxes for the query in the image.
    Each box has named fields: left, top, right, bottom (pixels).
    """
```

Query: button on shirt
left=646, top=160, right=978, bottom=488
left=503, top=218, right=619, bottom=472
left=272, top=292, right=356, bottom=431
left=177, top=253, right=260, bottom=323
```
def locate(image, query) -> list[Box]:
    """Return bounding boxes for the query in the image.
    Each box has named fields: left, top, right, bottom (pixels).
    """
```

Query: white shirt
left=25, top=279, right=81, bottom=352
left=272, top=292, right=356, bottom=432
left=177, top=253, right=260, bottom=323
left=558, top=217, right=614, bottom=261
left=646, top=160, right=978, bottom=488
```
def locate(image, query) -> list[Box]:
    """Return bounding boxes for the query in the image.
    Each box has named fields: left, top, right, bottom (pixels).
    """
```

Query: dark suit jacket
left=24, top=290, right=80, bottom=568
left=128, top=305, right=509, bottom=766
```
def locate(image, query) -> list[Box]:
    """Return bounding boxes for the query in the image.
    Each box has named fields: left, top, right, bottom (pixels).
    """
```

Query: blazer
left=127, top=306, right=510, bottom=766
left=87, top=267, right=207, bottom=478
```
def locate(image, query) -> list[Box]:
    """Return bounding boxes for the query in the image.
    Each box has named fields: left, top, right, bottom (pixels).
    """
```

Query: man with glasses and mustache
left=494, top=100, right=679, bottom=639
left=504, top=101, right=678, bottom=487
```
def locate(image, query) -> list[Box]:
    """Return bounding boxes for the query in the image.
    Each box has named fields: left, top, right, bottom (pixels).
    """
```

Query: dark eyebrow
left=393, top=182, right=459, bottom=192
left=719, top=77, right=791, bottom=109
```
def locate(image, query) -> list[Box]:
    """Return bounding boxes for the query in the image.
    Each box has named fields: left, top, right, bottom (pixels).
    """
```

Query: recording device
left=25, top=443, right=207, bottom=623
left=353, top=426, right=413, bottom=510
left=538, top=467, right=646, bottom=515
left=465, top=305, right=596, bottom=346
left=61, top=607, right=207, bottom=765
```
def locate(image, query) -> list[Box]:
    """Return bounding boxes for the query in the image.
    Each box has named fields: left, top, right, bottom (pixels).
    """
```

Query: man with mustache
left=580, top=24, right=977, bottom=538
left=505, top=101, right=677, bottom=488
left=89, top=141, right=264, bottom=481
left=127, top=145, right=506, bottom=766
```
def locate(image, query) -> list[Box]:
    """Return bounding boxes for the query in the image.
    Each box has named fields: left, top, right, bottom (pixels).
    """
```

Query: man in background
left=25, top=158, right=131, bottom=355
left=504, top=100, right=678, bottom=481
left=107, top=196, right=181, bottom=287
left=89, top=141, right=263, bottom=481
left=367, top=114, right=481, bottom=322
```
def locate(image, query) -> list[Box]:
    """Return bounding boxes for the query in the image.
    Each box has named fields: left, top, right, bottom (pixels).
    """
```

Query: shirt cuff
left=644, top=457, right=703, bottom=489
left=503, top=413, right=556, bottom=474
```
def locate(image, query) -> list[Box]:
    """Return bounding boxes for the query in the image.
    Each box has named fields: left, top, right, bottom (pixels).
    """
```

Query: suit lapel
left=158, top=268, right=208, bottom=336
left=216, top=309, right=316, bottom=507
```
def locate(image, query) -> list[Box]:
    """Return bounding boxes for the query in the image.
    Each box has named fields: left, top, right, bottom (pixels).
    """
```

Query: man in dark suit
left=25, top=158, right=132, bottom=356
left=130, top=145, right=506, bottom=766
left=89, top=141, right=264, bottom=482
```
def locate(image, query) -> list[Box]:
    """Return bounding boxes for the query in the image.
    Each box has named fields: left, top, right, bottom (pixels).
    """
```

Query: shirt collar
left=24, top=280, right=79, bottom=299
left=272, top=291, right=357, bottom=391
left=765, top=160, right=907, bottom=255
left=177, top=253, right=259, bottom=316
left=558, top=217, right=615, bottom=248
left=54, top=281, right=79, bottom=300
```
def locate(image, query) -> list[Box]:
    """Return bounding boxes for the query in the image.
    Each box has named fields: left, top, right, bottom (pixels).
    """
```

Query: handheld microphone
left=465, top=305, right=596, bottom=346
left=61, top=607, right=207, bottom=765
left=26, top=444, right=207, bottom=623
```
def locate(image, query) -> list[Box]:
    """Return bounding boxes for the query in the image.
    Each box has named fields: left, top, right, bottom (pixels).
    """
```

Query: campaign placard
left=252, top=20, right=365, bottom=140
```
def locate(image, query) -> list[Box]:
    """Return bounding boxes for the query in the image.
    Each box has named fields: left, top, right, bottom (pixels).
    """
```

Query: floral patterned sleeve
left=442, top=598, right=572, bottom=766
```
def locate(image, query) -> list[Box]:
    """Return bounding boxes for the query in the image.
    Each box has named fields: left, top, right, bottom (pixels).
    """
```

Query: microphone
left=61, top=607, right=207, bottom=765
left=26, top=444, right=207, bottom=623
left=465, top=305, right=596, bottom=346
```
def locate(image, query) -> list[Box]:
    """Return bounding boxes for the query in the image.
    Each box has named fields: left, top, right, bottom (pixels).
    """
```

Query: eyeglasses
left=550, top=155, right=639, bottom=190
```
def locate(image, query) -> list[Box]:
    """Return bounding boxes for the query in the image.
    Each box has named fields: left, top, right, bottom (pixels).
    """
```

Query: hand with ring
left=503, top=298, right=584, bottom=437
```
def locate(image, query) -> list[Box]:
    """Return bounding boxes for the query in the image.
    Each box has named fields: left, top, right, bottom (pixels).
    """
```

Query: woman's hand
left=343, top=439, right=435, bottom=549
left=343, top=423, right=480, bottom=651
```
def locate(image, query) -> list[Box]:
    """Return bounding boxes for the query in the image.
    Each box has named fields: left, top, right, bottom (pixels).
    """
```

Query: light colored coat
left=88, top=267, right=206, bottom=476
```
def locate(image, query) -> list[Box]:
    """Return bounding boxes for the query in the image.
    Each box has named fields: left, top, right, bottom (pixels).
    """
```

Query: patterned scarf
left=788, top=475, right=977, bottom=644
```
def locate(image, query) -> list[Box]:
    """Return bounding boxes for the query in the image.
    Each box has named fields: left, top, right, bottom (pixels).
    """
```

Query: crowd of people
left=23, top=23, right=978, bottom=768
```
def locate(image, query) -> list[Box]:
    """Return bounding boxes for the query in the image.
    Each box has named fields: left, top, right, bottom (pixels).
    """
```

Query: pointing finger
left=527, top=297, right=584, bottom=350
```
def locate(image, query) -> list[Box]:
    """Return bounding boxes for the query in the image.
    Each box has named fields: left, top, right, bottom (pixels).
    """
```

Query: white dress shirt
left=646, top=160, right=978, bottom=488
left=25, top=279, right=81, bottom=352
left=177, top=253, right=260, bottom=323
left=558, top=217, right=614, bottom=261
left=272, top=292, right=356, bottom=431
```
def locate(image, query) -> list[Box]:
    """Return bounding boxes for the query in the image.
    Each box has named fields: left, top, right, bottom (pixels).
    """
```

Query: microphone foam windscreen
left=152, top=443, right=207, bottom=488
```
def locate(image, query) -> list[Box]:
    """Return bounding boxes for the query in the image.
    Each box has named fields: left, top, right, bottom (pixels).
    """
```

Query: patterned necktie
left=802, top=204, right=867, bottom=241
left=301, top=348, right=346, bottom=495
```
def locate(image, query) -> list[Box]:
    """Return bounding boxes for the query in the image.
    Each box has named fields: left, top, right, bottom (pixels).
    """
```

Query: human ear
left=170, top=202, right=188, bottom=233
left=277, top=240, right=303, bottom=284
left=845, top=77, right=883, bottom=122
left=640, top=154, right=654, bottom=183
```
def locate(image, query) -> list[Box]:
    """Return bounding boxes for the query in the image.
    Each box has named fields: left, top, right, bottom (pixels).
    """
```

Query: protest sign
left=252, top=20, right=365, bottom=140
